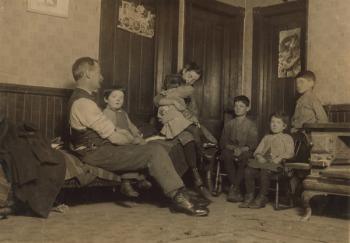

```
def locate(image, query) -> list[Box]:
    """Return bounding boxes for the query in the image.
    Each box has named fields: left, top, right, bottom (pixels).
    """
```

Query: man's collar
left=76, top=85, right=94, bottom=95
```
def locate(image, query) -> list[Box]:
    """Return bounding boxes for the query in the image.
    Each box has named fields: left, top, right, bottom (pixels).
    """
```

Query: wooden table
left=301, top=123, right=350, bottom=221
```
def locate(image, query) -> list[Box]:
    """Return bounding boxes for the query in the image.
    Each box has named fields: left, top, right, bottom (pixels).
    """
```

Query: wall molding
left=0, top=83, right=72, bottom=97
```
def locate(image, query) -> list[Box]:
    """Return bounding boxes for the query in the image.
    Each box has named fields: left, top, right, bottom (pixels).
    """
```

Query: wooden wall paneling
left=31, top=95, right=41, bottom=130
left=54, top=97, right=62, bottom=138
left=205, top=22, right=223, bottom=120
left=252, top=1, right=307, bottom=136
left=140, top=36, right=156, bottom=119
left=154, top=0, right=179, bottom=92
left=113, top=0, right=130, bottom=100
left=129, top=33, right=142, bottom=116
left=227, top=16, right=243, bottom=110
left=114, top=28, right=131, bottom=91
left=189, top=13, right=206, bottom=113
left=0, top=92, right=5, bottom=118
left=39, top=96, right=47, bottom=136
left=100, top=0, right=158, bottom=123
left=7, top=93, right=16, bottom=122
left=99, top=0, right=117, bottom=88
left=0, top=84, right=348, bottom=147
left=0, top=83, right=72, bottom=139
left=47, top=96, right=55, bottom=138
left=251, top=10, right=262, bottom=117
left=60, top=97, right=70, bottom=141
left=184, top=0, right=244, bottom=137
left=222, top=21, right=231, bottom=112
left=325, top=104, right=350, bottom=123
left=15, top=93, right=25, bottom=123
left=24, top=94, right=32, bottom=123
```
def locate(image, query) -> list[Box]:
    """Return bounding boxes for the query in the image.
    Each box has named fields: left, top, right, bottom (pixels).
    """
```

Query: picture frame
left=27, top=0, right=69, bottom=18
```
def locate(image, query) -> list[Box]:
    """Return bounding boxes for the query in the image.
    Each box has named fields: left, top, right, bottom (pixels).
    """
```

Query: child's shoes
left=137, top=179, right=152, bottom=190
left=238, top=193, right=255, bottom=208
left=120, top=181, right=139, bottom=198
left=248, top=195, right=268, bottom=209
left=227, top=185, right=243, bottom=203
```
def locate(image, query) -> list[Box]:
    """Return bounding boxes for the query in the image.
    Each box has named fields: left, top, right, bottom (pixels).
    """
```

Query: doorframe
left=251, top=0, right=308, bottom=136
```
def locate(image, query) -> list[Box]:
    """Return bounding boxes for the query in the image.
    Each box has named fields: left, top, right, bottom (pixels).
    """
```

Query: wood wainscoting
left=0, top=83, right=72, bottom=139
left=0, top=83, right=348, bottom=140
left=325, top=104, right=350, bottom=123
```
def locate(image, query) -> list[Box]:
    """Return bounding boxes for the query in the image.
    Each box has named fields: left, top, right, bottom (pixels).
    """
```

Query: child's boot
left=137, top=179, right=152, bottom=190
left=193, top=168, right=212, bottom=201
left=249, top=194, right=268, bottom=209
left=120, top=180, right=139, bottom=198
left=249, top=170, right=270, bottom=208
left=238, top=193, right=255, bottom=208
left=227, top=185, right=243, bottom=203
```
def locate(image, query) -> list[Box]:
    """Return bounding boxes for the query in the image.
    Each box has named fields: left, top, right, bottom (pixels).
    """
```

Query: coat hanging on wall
left=117, top=0, right=155, bottom=38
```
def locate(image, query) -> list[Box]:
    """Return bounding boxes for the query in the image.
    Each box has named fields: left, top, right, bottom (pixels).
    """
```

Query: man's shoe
left=181, top=188, right=210, bottom=207
left=238, top=193, right=255, bottom=208
left=171, top=191, right=209, bottom=216
left=249, top=195, right=268, bottom=209
left=227, top=186, right=244, bottom=203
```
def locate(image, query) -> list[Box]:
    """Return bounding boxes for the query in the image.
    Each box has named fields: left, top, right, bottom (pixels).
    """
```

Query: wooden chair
left=272, top=132, right=312, bottom=210
left=208, top=131, right=312, bottom=208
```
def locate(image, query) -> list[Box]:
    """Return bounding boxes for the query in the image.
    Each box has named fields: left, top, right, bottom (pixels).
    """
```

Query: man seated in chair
left=67, top=56, right=208, bottom=217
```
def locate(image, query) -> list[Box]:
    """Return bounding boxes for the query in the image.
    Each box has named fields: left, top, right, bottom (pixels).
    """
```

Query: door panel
left=185, top=0, right=244, bottom=138
left=252, top=1, right=307, bottom=137
left=99, top=0, right=179, bottom=124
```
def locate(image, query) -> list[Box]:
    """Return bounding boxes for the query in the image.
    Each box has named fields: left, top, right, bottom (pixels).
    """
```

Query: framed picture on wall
left=278, top=28, right=301, bottom=78
left=27, top=0, right=69, bottom=18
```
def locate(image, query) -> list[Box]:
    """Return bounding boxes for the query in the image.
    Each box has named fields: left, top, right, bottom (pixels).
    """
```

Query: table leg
left=300, top=190, right=328, bottom=221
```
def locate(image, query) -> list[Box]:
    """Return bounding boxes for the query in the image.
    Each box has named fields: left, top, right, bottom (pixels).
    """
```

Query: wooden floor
left=0, top=192, right=349, bottom=243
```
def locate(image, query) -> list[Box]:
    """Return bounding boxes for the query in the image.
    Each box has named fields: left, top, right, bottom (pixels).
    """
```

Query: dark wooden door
left=99, top=0, right=179, bottom=124
left=252, top=1, right=307, bottom=136
left=184, top=0, right=244, bottom=138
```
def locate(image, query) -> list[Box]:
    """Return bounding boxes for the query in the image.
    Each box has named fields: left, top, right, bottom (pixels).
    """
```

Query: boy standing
left=220, top=95, right=258, bottom=202
left=291, top=71, right=328, bottom=132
